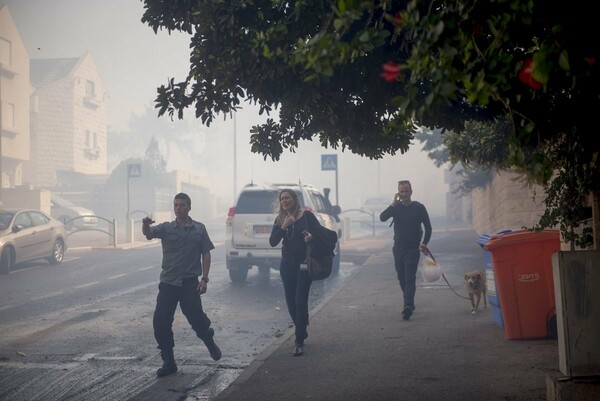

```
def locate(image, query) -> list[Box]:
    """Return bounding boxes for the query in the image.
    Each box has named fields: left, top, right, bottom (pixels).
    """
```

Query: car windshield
left=236, top=191, right=279, bottom=214
left=0, top=211, right=15, bottom=230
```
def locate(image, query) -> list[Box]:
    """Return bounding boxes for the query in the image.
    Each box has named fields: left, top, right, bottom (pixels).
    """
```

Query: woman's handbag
left=306, top=242, right=334, bottom=280
left=304, top=214, right=338, bottom=280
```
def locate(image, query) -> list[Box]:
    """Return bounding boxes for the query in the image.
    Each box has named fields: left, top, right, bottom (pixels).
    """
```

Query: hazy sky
left=2, top=0, right=450, bottom=216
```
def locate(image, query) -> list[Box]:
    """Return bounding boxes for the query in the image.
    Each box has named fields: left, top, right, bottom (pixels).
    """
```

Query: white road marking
left=108, top=274, right=127, bottom=279
left=138, top=265, right=156, bottom=271
left=75, top=353, right=97, bottom=361
left=30, top=291, right=65, bottom=302
left=92, top=356, right=139, bottom=360
left=75, top=282, right=99, bottom=289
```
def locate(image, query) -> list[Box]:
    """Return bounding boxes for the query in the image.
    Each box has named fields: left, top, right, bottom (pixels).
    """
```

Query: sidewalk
left=215, top=230, right=559, bottom=401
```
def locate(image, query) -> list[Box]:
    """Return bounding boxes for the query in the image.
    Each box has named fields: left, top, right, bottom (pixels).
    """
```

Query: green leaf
left=558, top=50, right=570, bottom=71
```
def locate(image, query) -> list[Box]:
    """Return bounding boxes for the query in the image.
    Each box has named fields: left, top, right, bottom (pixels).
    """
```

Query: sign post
left=321, top=154, right=339, bottom=205
left=126, top=163, right=141, bottom=243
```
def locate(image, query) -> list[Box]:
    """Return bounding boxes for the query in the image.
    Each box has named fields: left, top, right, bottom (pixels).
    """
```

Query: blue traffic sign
left=321, top=154, right=337, bottom=171
left=128, top=163, right=141, bottom=178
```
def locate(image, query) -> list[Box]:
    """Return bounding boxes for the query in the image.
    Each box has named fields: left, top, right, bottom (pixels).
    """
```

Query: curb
left=215, top=262, right=364, bottom=400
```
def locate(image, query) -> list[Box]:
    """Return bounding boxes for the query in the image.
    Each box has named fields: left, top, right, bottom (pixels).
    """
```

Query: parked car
left=225, top=183, right=342, bottom=283
left=0, top=209, right=68, bottom=274
left=51, top=194, right=98, bottom=230
left=358, top=196, right=393, bottom=226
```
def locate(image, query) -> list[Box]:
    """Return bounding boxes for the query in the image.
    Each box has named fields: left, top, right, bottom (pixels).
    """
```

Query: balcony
left=0, top=63, right=18, bottom=78
left=84, top=146, right=101, bottom=159
left=83, top=95, right=102, bottom=108
left=0, top=124, right=18, bottom=138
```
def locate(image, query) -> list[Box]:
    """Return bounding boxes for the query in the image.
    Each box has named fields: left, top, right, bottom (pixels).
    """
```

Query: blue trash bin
left=475, top=230, right=512, bottom=328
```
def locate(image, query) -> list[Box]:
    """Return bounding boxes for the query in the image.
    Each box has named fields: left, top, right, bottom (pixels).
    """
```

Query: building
left=0, top=4, right=30, bottom=193
left=28, top=51, right=108, bottom=188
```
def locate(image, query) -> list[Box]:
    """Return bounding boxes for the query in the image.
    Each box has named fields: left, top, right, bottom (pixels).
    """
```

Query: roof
left=30, top=58, right=79, bottom=86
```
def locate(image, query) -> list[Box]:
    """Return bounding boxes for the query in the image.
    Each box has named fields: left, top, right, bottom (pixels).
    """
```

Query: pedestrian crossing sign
left=321, top=154, right=337, bottom=171
left=128, top=163, right=141, bottom=178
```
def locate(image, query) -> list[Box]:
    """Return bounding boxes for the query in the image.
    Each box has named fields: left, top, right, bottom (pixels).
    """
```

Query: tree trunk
left=592, top=190, right=600, bottom=251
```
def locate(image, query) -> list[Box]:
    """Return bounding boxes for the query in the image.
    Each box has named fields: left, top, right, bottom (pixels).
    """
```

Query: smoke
left=3, top=0, right=449, bottom=217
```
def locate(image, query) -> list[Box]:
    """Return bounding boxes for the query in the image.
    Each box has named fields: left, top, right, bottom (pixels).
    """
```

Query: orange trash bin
left=484, top=229, right=560, bottom=340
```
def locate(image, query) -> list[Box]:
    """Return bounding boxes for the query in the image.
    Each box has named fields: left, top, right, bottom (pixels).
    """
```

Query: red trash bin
left=484, top=229, right=560, bottom=340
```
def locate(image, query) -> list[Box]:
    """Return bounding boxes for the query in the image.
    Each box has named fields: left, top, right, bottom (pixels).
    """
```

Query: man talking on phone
left=380, top=180, right=432, bottom=320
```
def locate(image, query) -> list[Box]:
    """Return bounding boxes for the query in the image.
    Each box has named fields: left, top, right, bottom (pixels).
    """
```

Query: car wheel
left=227, top=259, right=249, bottom=283
left=47, top=239, right=65, bottom=265
left=0, top=247, right=15, bottom=274
left=258, top=265, right=271, bottom=281
left=229, top=267, right=249, bottom=283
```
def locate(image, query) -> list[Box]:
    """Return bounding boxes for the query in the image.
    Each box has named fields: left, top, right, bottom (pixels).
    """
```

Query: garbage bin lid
left=483, top=229, right=560, bottom=251
left=475, top=234, right=491, bottom=247
left=475, top=230, right=512, bottom=247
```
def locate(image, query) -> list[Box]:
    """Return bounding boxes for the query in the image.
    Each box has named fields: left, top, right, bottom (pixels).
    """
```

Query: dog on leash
left=464, top=270, right=487, bottom=314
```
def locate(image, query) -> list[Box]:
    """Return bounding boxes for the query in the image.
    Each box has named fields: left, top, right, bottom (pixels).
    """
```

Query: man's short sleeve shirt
left=150, top=219, right=215, bottom=286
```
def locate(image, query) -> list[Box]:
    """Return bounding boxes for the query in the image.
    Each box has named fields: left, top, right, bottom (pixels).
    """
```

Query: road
left=0, top=221, right=372, bottom=401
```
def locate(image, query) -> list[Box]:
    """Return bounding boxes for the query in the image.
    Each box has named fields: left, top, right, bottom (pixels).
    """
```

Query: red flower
left=588, top=56, right=596, bottom=67
left=391, top=12, right=403, bottom=26
left=518, top=58, right=542, bottom=90
left=381, top=61, right=400, bottom=82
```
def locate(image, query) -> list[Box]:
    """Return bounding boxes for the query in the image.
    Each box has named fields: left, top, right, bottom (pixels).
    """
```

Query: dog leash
left=426, top=250, right=470, bottom=300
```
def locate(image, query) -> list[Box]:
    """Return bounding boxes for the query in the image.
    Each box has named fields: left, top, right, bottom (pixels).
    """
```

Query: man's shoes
left=157, top=349, right=178, bottom=377
left=293, top=343, right=304, bottom=356
left=202, top=328, right=222, bottom=361
left=402, top=306, right=413, bottom=321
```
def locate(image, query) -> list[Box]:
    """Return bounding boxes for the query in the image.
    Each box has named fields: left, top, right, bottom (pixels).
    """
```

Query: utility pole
left=233, top=113, right=237, bottom=201
left=0, top=69, right=3, bottom=202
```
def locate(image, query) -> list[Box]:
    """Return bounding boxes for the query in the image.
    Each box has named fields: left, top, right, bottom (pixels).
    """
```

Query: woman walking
left=269, top=189, right=322, bottom=356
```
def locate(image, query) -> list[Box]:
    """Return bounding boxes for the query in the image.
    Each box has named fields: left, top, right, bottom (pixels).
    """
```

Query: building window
left=2, top=103, right=15, bottom=129
left=85, top=130, right=91, bottom=147
left=85, top=80, right=95, bottom=98
left=93, top=132, right=97, bottom=148
left=0, top=38, right=11, bottom=66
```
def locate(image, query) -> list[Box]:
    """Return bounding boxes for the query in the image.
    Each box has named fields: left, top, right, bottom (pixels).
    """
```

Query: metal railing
left=63, top=215, right=118, bottom=247
left=61, top=210, right=153, bottom=247
left=340, top=209, right=377, bottom=237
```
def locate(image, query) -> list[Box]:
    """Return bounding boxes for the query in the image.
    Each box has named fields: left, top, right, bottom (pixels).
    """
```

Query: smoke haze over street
left=2, top=0, right=449, bottom=216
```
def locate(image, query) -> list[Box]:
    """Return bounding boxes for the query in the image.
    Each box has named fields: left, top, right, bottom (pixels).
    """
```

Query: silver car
left=0, top=209, right=68, bottom=274
left=51, top=195, right=98, bottom=230
left=225, top=183, right=342, bottom=283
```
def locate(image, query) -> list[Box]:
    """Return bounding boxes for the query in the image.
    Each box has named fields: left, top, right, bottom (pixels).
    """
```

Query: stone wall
left=471, top=172, right=546, bottom=235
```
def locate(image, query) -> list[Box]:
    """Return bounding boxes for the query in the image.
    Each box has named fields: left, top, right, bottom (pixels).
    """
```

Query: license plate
left=253, top=225, right=272, bottom=234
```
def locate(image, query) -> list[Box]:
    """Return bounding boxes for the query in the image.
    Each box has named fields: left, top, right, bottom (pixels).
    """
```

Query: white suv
left=225, top=183, right=342, bottom=283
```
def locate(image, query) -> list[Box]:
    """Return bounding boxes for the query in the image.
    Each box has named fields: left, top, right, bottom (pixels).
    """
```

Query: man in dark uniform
left=142, top=193, right=221, bottom=377
left=380, top=180, right=432, bottom=320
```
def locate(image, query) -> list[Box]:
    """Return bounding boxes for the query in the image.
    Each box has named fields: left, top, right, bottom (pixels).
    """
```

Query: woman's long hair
left=274, top=189, right=301, bottom=225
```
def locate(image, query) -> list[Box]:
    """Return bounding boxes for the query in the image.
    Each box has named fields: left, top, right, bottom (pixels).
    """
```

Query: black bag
left=305, top=214, right=338, bottom=280
left=306, top=242, right=334, bottom=280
